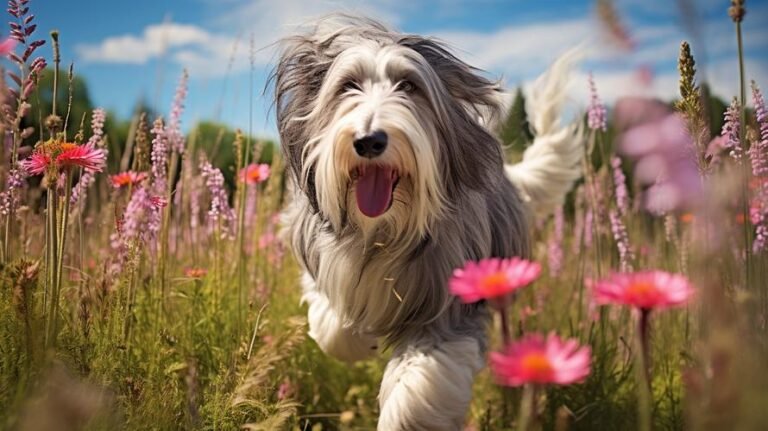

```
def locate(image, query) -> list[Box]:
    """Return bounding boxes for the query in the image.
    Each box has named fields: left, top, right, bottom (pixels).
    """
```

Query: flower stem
left=517, top=384, right=538, bottom=431
left=635, top=308, right=652, bottom=431
left=499, top=304, right=511, bottom=346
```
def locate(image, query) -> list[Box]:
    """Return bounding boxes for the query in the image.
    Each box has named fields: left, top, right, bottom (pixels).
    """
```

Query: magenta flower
left=20, top=141, right=105, bottom=176
left=449, top=257, right=541, bottom=305
left=589, top=270, right=694, bottom=310
left=239, top=163, right=271, bottom=185
left=490, top=333, right=591, bottom=387
left=19, top=152, right=50, bottom=175
left=56, top=144, right=106, bottom=172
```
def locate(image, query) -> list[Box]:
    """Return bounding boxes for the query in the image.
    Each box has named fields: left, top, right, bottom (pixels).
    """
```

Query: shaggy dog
left=273, top=15, right=583, bottom=430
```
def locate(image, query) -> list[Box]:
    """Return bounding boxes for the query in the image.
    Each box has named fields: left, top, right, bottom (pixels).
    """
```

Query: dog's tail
left=504, top=49, right=584, bottom=216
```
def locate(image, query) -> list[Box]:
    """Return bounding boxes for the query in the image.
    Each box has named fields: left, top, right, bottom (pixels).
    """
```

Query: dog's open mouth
left=353, top=165, right=400, bottom=218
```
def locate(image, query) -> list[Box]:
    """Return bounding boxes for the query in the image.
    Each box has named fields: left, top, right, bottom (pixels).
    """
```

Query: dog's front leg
left=301, top=273, right=379, bottom=362
left=378, top=335, right=484, bottom=431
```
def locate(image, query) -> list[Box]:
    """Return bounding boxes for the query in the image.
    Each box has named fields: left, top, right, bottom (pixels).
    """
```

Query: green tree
left=498, top=86, right=533, bottom=160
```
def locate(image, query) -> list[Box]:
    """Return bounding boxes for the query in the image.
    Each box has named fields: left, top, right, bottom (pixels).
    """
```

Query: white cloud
left=77, top=22, right=214, bottom=64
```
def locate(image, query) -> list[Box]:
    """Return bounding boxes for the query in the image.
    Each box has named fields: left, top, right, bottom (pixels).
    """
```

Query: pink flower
left=150, top=196, right=168, bottom=208
left=240, top=163, right=271, bottom=185
left=589, top=270, right=694, bottom=310
left=110, top=171, right=148, bottom=188
left=258, top=232, right=276, bottom=249
left=618, top=103, right=702, bottom=214
left=19, top=152, right=51, bottom=175
left=490, top=333, right=591, bottom=387
left=0, top=37, right=16, bottom=56
left=55, top=143, right=106, bottom=172
left=449, top=257, right=541, bottom=304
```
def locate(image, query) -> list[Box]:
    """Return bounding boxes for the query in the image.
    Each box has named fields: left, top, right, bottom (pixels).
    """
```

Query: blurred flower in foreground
left=449, top=257, right=541, bottom=306
left=20, top=140, right=106, bottom=176
left=0, top=37, right=16, bottom=56
left=490, top=333, right=591, bottom=386
left=239, top=163, right=271, bottom=185
left=589, top=270, right=694, bottom=311
left=616, top=98, right=702, bottom=214
left=110, top=171, right=147, bottom=188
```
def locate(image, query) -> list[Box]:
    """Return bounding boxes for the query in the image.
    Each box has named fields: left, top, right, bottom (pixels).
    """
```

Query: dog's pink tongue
left=355, top=165, right=394, bottom=218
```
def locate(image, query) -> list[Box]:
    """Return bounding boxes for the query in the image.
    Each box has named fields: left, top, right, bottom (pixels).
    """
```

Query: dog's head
left=273, top=15, right=504, bottom=244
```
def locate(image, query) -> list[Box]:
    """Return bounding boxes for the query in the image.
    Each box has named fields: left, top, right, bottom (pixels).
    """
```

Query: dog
left=273, top=15, right=583, bottom=430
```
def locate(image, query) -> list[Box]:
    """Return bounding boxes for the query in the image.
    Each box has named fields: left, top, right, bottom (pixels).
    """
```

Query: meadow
left=1, top=0, right=768, bottom=430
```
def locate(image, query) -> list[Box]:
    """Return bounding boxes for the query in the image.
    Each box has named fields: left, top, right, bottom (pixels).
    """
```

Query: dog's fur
left=273, top=15, right=583, bottom=430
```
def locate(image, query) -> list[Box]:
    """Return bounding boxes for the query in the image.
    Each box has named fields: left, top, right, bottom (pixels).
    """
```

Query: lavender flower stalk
left=588, top=73, right=607, bottom=132
left=166, top=70, right=189, bottom=154
left=0, top=166, right=23, bottom=216
left=200, top=161, right=235, bottom=240
left=71, top=108, right=107, bottom=206
left=722, top=98, right=743, bottom=162
left=750, top=82, right=768, bottom=178
left=547, top=205, right=564, bottom=276
left=609, top=209, right=634, bottom=272
left=611, top=156, right=629, bottom=216
left=751, top=82, right=768, bottom=252
left=150, top=117, right=168, bottom=196
left=110, top=186, right=153, bottom=276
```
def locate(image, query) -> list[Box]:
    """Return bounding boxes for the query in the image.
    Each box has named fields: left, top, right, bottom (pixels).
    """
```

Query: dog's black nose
left=353, top=131, right=388, bottom=158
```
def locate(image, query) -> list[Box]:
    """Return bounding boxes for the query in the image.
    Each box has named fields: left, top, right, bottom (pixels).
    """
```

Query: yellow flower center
left=627, top=281, right=656, bottom=298
left=479, top=272, right=509, bottom=296
left=522, top=353, right=553, bottom=379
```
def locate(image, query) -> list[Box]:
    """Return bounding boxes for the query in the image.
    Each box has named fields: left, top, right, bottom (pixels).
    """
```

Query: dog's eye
left=395, top=80, right=416, bottom=93
left=342, top=81, right=362, bottom=92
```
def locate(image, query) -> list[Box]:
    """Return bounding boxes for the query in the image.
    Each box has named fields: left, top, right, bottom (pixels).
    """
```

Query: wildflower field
left=1, top=0, right=768, bottom=430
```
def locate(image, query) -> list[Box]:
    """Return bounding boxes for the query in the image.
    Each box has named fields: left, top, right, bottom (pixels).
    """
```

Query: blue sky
left=30, top=0, right=768, bottom=139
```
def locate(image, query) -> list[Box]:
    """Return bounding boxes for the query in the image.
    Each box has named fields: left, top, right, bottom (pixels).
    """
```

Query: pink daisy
left=490, top=333, right=591, bottom=386
left=21, top=141, right=106, bottom=176
left=239, top=163, right=271, bottom=185
left=449, top=257, right=541, bottom=304
left=589, top=270, right=694, bottom=310
left=19, top=152, right=51, bottom=175
left=56, top=143, right=106, bottom=172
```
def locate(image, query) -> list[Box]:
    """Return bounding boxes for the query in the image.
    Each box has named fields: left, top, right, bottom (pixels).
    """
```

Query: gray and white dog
left=274, top=15, right=583, bottom=430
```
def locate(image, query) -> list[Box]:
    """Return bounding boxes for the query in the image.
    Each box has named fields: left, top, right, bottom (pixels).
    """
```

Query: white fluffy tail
left=505, top=49, right=584, bottom=216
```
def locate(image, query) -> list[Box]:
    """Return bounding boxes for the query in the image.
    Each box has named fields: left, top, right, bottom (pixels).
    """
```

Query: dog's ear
left=271, top=34, right=336, bottom=212
left=399, top=36, right=505, bottom=195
